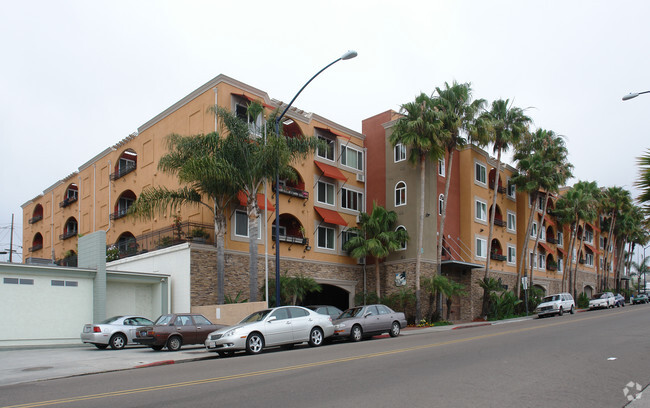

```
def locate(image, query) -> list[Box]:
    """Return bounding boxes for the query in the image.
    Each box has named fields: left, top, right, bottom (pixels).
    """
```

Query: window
left=558, top=257, right=563, bottom=273
left=51, top=280, right=65, bottom=286
left=475, top=162, right=486, bottom=184
left=317, top=181, right=335, bottom=206
left=585, top=229, right=594, bottom=244
left=531, top=222, right=538, bottom=238
left=599, top=236, right=604, bottom=249
left=395, top=182, right=407, bottom=206
left=600, top=257, right=604, bottom=270
left=3, top=278, right=18, bottom=284
left=67, top=188, right=78, bottom=200
left=585, top=252, right=594, bottom=267
left=476, top=237, right=487, bottom=259
left=396, top=226, right=407, bottom=250
left=538, top=253, right=545, bottom=270
left=118, top=196, right=134, bottom=215
left=235, top=103, right=262, bottom=136
left=438, top=158, right=445, bottom=176
left=507, top=246, right=516, bottom=264
left=341, top=145, right=363, bottom=171
left=394, top=143, right=406, bottom=162
left=507, top=180, right=516, bottom=198
left=537, top=196, right=544, bottom=211
left=341, top=188, right=363, bottom=212
left=475, top=200, right=487, bottom=222
left=507, top=212, right=516, bottom=232
left=438, top=194, right=444, bottom=216
left=342, top=230, right=358, bottom=250
left=317, top=226, right=335, bottom=250
left=234, top=210, right=261, bottom=239
left=557, top=232, right=564, bottom=247
left=119, top=157, right=136, bottom=174
left=317, top=135, right=335, bottom=161
left=572, top=249, right=577, bottom=262
left=193, top=315, right=212, bottom=325
left=540, top=226, right=546, bottom=241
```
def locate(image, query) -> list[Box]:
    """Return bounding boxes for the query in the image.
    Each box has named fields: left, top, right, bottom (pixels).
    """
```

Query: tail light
left=93, top=326, right=102, bottom=333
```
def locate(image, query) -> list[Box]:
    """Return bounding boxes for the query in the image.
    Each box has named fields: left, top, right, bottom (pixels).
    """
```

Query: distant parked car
left=589, top=292, right=616, bottom=309
left=614, top=294, right=625, bottom=307
left=306, top=305, right=343, bottom=319
left=332, top=304, right=407, bottom=342
left=204, top=306, right=335, bottom=356
left=81, top=315, right=154, bottom=350
left=535, top=293, right=575, bottom=317
left=134, top=313, right=224, bottom=351
left=632, top=294, right=649, bottom=304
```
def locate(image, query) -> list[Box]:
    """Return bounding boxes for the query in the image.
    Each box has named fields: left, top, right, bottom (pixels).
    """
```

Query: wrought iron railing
left=490, top=253, right=507, bottom=261
left=273, top=184, right=309, bottom=199
left=59, top=230, right=77, bottom=240
left=110, top=163, right=137, bottom=181
left=110, top=209, right=129, bottom=220
left=29, top=244, right=43, bottom=252
left=493, top=219, right=507, bottom=227
left=59, top=196, right=78, bottom=208
left=29, top=215, right=43, bottom=224
left=273, top=235, right=308, bottom=245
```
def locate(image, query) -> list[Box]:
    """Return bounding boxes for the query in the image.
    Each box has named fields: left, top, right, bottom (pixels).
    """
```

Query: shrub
left=577, top=292, right=590, bottom=308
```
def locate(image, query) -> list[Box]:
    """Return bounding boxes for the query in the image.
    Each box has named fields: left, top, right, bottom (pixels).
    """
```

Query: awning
left=544, top=215, right=555, bottom=227
left=232, top=93, right=275, bottom=110
left=314, top=207, right=348, bottom=226
left=584, top=243, right=598, bottom=254
left=237, top=191, right=275, bottom=211
left=538, top=241, right=555, bottom=254
left=557, top=247, right=567, bottom=256
left=587, top=222, right=601, bottom=233
left=315, top=161, right=347, bottom=181
left=315, top=126, right=351, bottom=140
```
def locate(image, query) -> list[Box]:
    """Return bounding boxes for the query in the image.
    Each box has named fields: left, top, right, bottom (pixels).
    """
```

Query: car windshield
left=339, top=307, right=364, bottom=319
left=240, top=310, right=271, bottom=323
left=542, top=295, right=560, bottom=302
left=593, top=293, right=606, bottom=299
left=154, top=315, right=173, bottom=325
left=100, top=316, right=123, bottom=324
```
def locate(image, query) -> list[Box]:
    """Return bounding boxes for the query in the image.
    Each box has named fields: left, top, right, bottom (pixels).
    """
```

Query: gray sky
left=2, top=0, right=649, bottom=263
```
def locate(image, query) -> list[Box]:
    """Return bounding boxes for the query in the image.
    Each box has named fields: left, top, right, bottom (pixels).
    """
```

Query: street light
left=622, top=91, right=650, bottom=101
left=273, top=50, right=357, bottom=307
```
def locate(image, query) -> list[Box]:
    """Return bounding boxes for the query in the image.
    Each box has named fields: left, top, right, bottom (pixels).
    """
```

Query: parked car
left=332, top=304, right=407, bottom=342
left=588, top=292, right=616, bottom=309
left=134, top=313, right=224, bottom=351
left=534, top=293, right=575, bottom=317
left=614, top=294, right=625, bottom=307
left=306, top=305, right=343, bottom=319
left=81, top=315, right=154, bottom=350
left=204, top=306, right=335, bottom=356
left=632, top=294, right=649, bottom=304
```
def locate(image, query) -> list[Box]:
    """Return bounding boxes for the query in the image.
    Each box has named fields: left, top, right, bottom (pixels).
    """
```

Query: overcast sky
left=2, top=0, right=649, bottom=262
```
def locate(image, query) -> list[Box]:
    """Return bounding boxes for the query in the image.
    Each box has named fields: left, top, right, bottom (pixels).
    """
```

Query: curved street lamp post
left=273, top=50, right=357, bottom=307
left=622, top=91, right=650, bottom=101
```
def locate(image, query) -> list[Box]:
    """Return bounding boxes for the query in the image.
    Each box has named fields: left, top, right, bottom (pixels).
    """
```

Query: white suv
left=589, top=292, right=616, bottom=309
left=535, top=293, right=575, bottom=317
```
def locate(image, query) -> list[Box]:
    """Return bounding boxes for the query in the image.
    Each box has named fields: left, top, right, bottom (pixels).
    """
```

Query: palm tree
left=389, top=93, right=444, bottom=321
left=128, top=131, right=239, bottom=304
left=344, top=203, right=409, bottom=298
left=600, top=187, right=632, bottom=290
left=479, top=99, right=531, bottom=285
left=441, top=280, right=466, bottom=321
left=421, top=274, right=450, bottom=322
left=285, top=273, right=322, bottom=305
left=636, top=149, right=650, bottom=213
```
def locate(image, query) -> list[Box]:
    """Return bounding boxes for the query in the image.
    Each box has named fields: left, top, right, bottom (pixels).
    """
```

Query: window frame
left=396, top=226, right=407, bottom=251
left=341, top=187, right=363, bottom=212
left=475, top=161, right=487, bottom=185
left=438, top=158, right=445, bottom=177
left=394, top=143, right=406, bottom=163
left=475, top=199, right=487, bottom=222
left=234, top=209, right=261, bottom=239
left=476, top=236, right=487, bottom=259
left=507, top=211, right=516, bottom=232
left=317, top=225, right=336, bottom=250
left=341, top=144, right=363, bottom=171
left=507, top=245, right=516, bottom=265
left=317, top=135, right=335, bottom=162
left=395, top=181, right=407, bottom=207
left=317, top=180, right=336, bottom=206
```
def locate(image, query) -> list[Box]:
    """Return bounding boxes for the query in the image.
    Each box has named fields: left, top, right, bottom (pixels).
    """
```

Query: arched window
left=60, top=217, right=78, bottom=240
left=396, top=226, right=407, bottom=250
left=395, top=181, right=406, bottom=206
left=438, top=194, right=444, bottom=215
left=30, top=233, right=43, bottom=252
left=111, top=190, right=137, bottom=220
left=29, top=204, right=44, bottom=224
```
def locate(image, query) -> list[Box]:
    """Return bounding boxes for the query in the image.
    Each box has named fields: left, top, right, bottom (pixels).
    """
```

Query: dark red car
left=134, top=313, right=225, bottom=351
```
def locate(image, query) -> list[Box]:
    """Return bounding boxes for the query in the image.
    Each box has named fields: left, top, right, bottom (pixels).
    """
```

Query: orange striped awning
left=315, top=161, right=347, bottom=181
left=544, top=215, right=556, bottom=227
left=237, top=192, right=275, bottom=211
left=584, top=243, right=598, bottom=254
left=557, top=247, right=567, bottom=256
left=538, top=242, right=555, bottom=254
left=314, top=207, right=348, bottom=226
left=315, top=126, right=351, bottom=140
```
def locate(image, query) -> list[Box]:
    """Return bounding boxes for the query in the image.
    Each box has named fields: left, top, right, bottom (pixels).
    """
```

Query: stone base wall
left=383, top=260, right=436, bottom=322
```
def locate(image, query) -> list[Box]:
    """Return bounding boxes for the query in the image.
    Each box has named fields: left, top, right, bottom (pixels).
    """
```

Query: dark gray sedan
left=332, top=304, right=407, bottom=342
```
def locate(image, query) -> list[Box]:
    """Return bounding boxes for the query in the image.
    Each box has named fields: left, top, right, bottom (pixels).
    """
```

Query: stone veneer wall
left=189, top=245, right=362, bottom=306
left=383, top=260, right=437, bottom=322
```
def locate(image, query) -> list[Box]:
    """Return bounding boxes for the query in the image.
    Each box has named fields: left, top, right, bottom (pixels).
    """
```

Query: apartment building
left=21, top=74, right=365, bottom=310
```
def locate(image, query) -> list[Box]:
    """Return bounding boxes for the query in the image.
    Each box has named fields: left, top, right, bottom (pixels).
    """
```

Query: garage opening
left=302, top=284, right=350, bottom=311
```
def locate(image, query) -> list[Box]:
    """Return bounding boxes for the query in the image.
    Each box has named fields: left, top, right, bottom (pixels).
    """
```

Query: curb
left=452, top=322, right=492, bottom=330
left=134, top=360, right=175, bottom=368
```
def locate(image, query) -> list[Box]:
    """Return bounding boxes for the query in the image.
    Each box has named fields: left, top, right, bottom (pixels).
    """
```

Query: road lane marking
left=1, top=309, right=631, bottom=408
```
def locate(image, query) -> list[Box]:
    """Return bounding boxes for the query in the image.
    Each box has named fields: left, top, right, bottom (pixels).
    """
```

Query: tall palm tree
left=343, top=203, right=409, bottom=298
left=636, top=149, right=650, bottom=213
left=600, top=187, right=632, bottom=290
left=128, top=131, right=239, bottom=304
left=389, top=93, right=444, bottom=321
left=441, top=280, right=466, bottom=321
left=421, top=274, right=449, bottom=322
left=479, top=99, right=531, bottom=284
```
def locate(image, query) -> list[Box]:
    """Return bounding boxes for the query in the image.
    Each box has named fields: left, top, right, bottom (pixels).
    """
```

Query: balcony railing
left=59, top=196, right=78, bottom=208
left=29, top=215, right=43, bottom=224
left=490, top=253, right=507, bottom=261
left=59, top=230, right=77, bottom=240
left=29, top=244, right=43, bottom=252
left=273, top=234, right=308, bottom=245
left=489, top=182, right=507, bottom=194
left=110, top=208, right=129, bottom=221
left=273, top=184, right=309, bottom=199
left=547, top=237, right=557, bottom=244
left=493, top=219, right=507, bottom=228
left=110, top=163, right=137, bottom=181
left=547, top=263, right=557, bottom=271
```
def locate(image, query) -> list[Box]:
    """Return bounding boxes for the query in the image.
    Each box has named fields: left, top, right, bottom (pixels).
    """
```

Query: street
left=1, top=306, right=649, bottom=408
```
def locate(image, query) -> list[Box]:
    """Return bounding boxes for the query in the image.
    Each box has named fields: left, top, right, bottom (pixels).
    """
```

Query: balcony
left=274, top=184, right=309, bottom=199
left=110, top=162, right=137, bottom=181
left=59, top=230, right=77, bottom=240
left=29, top=244, right=43, bottom=252
left=547, top=237, right=557, bottom=244
left=59, top=196, right=78, bottom=208
left=489, top=182, right=507, bottom=194
left=110, top=208, right=129, bottom=221
left=273, top=234, right=308, bottom=245
left=490, top=253, right=507, bottom=261
left=547, top=262, right=557, bottom=271
left=493, top=219, right=507, bottom=228
left=29, top=215, right=43, bottom=224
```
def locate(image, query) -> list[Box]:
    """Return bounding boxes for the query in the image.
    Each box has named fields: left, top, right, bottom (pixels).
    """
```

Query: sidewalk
left=0, top=317, right=533, bottom=387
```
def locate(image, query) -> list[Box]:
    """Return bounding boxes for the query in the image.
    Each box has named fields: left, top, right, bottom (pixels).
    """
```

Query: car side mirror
left=267, top=316, right=277, bottom=322
left=364, top=312, right=372, bottom=318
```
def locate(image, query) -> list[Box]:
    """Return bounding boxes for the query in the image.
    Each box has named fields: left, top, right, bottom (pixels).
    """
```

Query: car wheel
left=350, top=325, right=363, bottom=342
left=308, top=327, right=324, bottom=347
left=94, top=343, right=108, bottom=350
left=389, top=321, right=401, bottom=337
left=570, top=305, right=575, bottom=314
left=109, top=333, right=127, bottom=350
left=167, top=336, right=182, bottom=351
left=246, top=333, right=264, bottom=355
left=150, top=345, right=164, bottom=351
left=558, top=307, right=563, bottom=316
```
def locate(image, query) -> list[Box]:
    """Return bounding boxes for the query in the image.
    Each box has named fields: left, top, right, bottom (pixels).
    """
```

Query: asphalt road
left=1, top=306, right=649, bottom=408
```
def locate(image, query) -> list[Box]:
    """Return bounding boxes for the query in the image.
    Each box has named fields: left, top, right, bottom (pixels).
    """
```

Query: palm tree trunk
left=375, top=258, right=381, bottom=299
left=484, top=150, right=502, bottom=281
left=215, top=208, right=227, bottom=305
left=248, top=198, right=260, bottom=302
left=565, top=219, right=577, bottom=295
left=529, top=192, right=550, bottom=286
left=573, top=233, right=585, bottom=294
left=437, top=149, right=454, bottom=313
left=516, top=193, right=538, bottom=298
left=603, top=214, right=617, bottom=290
left=415, top=156, right=425, bottom=322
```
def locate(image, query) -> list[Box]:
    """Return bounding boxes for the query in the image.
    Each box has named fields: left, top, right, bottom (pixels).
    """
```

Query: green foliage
left=577, top=292, right=590, bottom=309
left=106, top=245, right=120, bottom=262
left=488, top=290, right=522, bottom=320
left=225, top=291, right=248, bottom=304
left=523, top=285, right=545, bottom=313
left=157, top=236, right=173, bottom=247
left=354, top=291, right=379, bottom=306
left=261, top=272, right=321, bottom=306
left=190, top=228, right=209, bottom=239
left=383, top=288, right=416, bottom=320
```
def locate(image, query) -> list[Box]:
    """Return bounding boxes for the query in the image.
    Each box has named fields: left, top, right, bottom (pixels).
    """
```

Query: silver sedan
left=332, top=304, right=407, bottom=342
left=81, top=315, right=154, bottom=349
left=204, top=306, right=335, bottom=356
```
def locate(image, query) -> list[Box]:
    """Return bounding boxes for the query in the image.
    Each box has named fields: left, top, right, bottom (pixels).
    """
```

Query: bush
left=489, top=290, right=522, bottom=320
left=577, top=292, right=590, bottom=308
